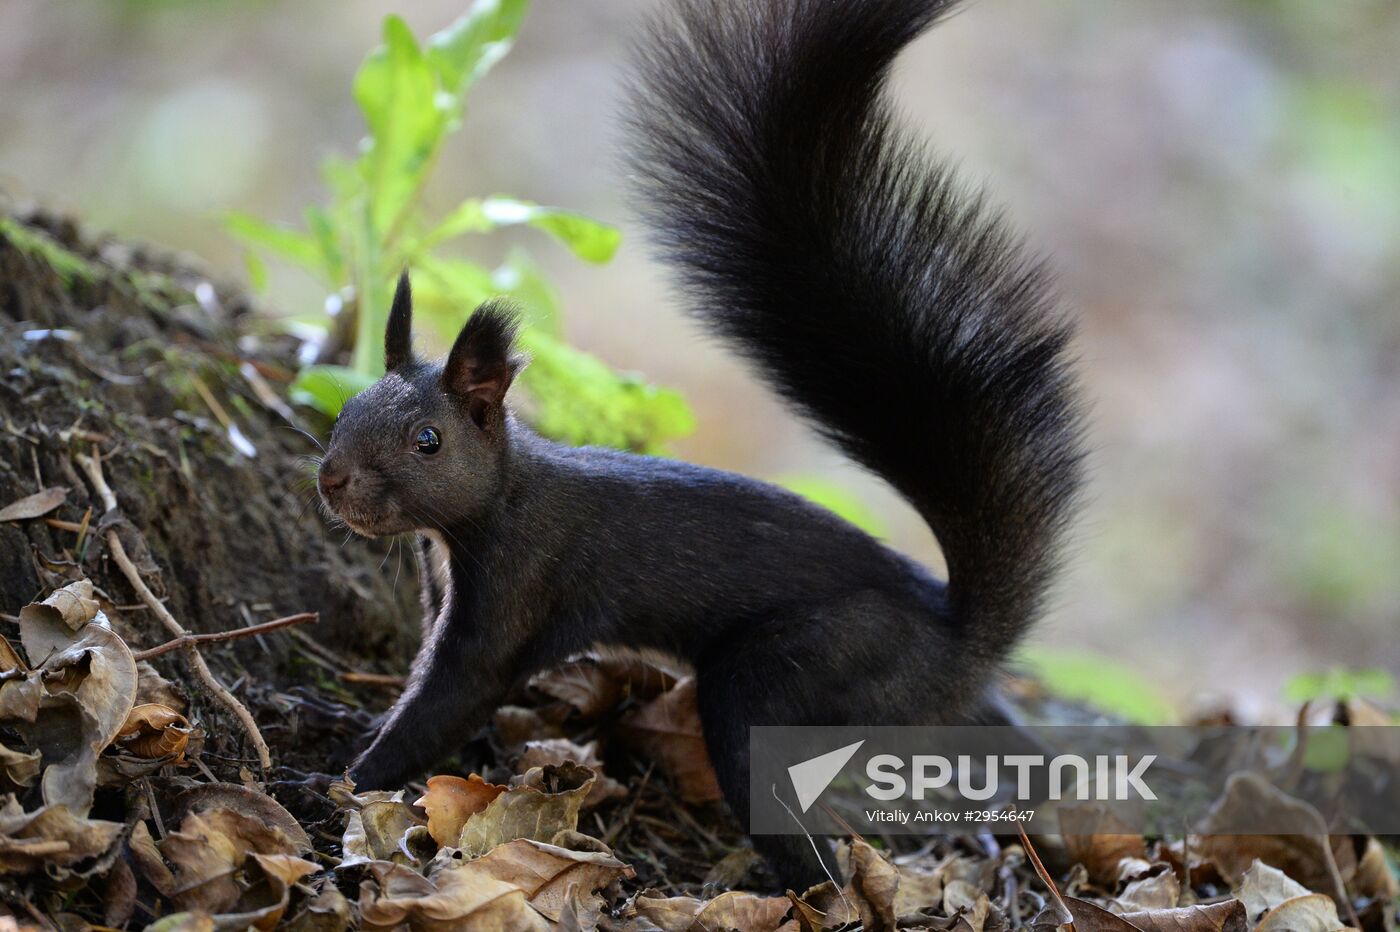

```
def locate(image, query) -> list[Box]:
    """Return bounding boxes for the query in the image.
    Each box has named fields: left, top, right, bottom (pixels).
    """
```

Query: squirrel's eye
left=415, top=426, right=442, bottom=455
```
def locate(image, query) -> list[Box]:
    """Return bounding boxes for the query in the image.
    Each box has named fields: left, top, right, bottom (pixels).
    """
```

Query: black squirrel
left=315, top=0, right=1084, bottom=888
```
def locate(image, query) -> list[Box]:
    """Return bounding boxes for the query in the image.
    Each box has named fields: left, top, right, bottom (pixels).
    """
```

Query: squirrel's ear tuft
left=385, top=271, right=415, bottom=371
left=443, top=300, right=524, bottom=429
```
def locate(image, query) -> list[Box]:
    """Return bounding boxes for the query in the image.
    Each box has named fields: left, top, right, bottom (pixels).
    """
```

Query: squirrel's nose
left=318, top=463, right=352, bottom=496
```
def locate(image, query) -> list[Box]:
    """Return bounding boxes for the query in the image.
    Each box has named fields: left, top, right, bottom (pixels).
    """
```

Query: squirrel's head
left=317, top=272, right=524, bottom=537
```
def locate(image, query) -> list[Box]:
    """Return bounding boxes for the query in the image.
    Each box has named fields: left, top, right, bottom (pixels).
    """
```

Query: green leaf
left=290, top=365, right=379, bottom=417
left=354, top=15, right=449, bottom=235
left=303, top=206, right=346, bottom=284
left=482, top=197, right=621, bottom=263
left=1300, top=726, right=1351, bottom=773
left=321, top=152, right=365, bottom=203
left=417, top=196, right=620, bottom=264
left=225, top=212, right=323, bottom=273
left=516, top=329, right=693, bottom=453
left=493, top=249, right=560, bottom=335
left=776, top=476, right=887, bottom=538
left=1285, top=668, right=1395, bottom=704
left=425, top=0, right=531, bottom=95
left=243, top=250, right=268, bottom=292
left=414, top=198, right=492, bottom=253
left=417, top=250, right=496, bottom=301
left=1018, top=647, right=1176, bottom=725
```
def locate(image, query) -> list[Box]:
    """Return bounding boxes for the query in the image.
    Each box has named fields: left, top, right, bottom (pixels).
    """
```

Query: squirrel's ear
left=443, top=301, right=523, bottom=429
left=384, top=271, right=415, bottom=372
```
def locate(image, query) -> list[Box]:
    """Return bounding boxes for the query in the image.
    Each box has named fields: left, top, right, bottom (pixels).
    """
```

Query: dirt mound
left=0, top=207, right=420, bottom=764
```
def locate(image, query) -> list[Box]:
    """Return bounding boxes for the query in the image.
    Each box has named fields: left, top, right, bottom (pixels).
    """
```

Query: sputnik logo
left=787, top=740, right=865, bottom=813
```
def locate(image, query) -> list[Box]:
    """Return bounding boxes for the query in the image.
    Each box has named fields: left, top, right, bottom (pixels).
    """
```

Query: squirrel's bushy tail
left=629, top=0, right=1084, bottom=662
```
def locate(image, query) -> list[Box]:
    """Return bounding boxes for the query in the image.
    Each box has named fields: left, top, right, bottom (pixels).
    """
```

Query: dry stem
left=132, top=612, right=317, bottom=661
left=75, top=449, right=274, bottom=770
left=1016, top=816, right=1076, bottom=932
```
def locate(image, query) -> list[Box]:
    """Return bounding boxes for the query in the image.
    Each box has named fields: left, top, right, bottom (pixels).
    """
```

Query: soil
left=0, top=207, right=420, bottom=773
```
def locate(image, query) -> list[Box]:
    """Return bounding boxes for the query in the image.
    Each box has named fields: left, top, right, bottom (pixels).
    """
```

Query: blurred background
left=2, top=0, right=1397, bottom=720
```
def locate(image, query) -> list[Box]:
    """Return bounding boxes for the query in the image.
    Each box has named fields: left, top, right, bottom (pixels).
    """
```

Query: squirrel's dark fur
left=317, top=0, right=1084, bottom=889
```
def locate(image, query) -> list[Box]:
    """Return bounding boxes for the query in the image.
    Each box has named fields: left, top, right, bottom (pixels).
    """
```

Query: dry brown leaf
left=1058, top=895, right=1247, bottom=932
left=220, top=853, right=321, bottom=932
left=1254, top=893, right=1348, bottom=932
left=358, top=858, right=550, bottom=931
left=1119, top=901, right=1248, bottom=932
left=516, top=738, right=627, bottom=809
left=943, top=879, right=993, bottom=932
left=457, top=763, right=595, bottom=856
left=115, top=703, right=191, bottom=761
left=129, top=819, right=175, bottom=895
left=332, top=779, right=428, bottom=868
left=415, top=774, right=507, bottom=847
left=0, top=635, right=25, bottom=674
left=103, top=855, right=138, bottom=927
left=11, top=581, right=137, bottom=816
left=144, top=913, right=217, bottom=932
left=0, top=487, right=67, bottom=523
left=1352, top=838, right=1398, bottom=901
left=0, top=794, right=123, bottom=874
left=703, top=847, right=765, bottom=890
left=794, top=840, right=900, bottom=931
left=1114, top=865, right=1181, bottom=913
left=134, top=836, right=314, bottom=932
left=1195, top=774, right=1355, bottom=900
left=18, top=580, right=100, bottom=650
left=1159, top=839, right=1226, bottom=889
left=156, top=806, right=308, bottom=913
left=148, top=853, right=322, bottom=932
left=625, top=888, right=790, bottom=932
left=785, top=889, right=827, bottom=932
left=341, top=797, right=427, bottom=867
left=1060, top=805, right=1149, bottom=886
left=615, top=677, right=722, bottom=804
left=1198, top=834, right=1346, bottom=899
left=282, top=878, right=352, bottom=932
left=0, top=746, right=41, bottom=793
left=1235, top=859, right=1311, bottom=922
left=1338, top=695, right=1396, bottom=768
left=690, top=890, right=793, bottom=931
left=494, top=705, right=564, bottom=746
left=530, top=660, right=626, bottom=721
left=0, top=670, right=44, bottom=725
left=458, top=836, right=634, bottom=924
left=894, top=857, right=948, bottom=918
left=171, top=783, right=312, bottom=854
left=621, top=888, right=703, bottom=931
left=134, top=661, right=187, bottom=713
left=593, top=650, right=683, bottom=701
left=847, top=839, right=900, bottom=932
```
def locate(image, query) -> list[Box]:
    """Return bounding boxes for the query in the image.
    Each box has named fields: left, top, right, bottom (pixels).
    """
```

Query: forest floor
left=0, top=209, right=1395, bottom=931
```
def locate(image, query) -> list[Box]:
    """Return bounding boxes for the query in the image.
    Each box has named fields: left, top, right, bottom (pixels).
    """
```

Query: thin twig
left=75, top=450, right=274, bottom=771
left=339, top=671, right=408, bottom=687
left=1016, top=815, right=1076, bottom=932
left=132, top=612, right=317, bottom=661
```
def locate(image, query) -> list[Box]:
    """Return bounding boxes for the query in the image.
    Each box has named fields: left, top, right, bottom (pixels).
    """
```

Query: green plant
left=1017, top=647, right=1177, bottom=725
left=776, top=475, right=887, bottom=539
left=1285, top=667, right=1395, bottom=705
left=227, top=0, right=692, bottom=453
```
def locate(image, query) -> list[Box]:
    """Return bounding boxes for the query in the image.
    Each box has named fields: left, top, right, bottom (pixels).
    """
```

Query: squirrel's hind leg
left=694, top=645, right=836, bottom=892
left=693, top=593, right=971, bottom=891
